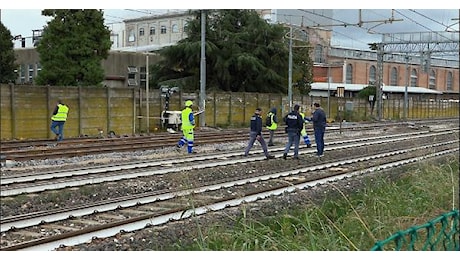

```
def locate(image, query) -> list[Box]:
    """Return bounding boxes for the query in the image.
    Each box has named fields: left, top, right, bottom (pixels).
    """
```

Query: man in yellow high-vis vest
left=176, top=100, right=196, bottom=154
left=50, top=100, right=69, bottom=141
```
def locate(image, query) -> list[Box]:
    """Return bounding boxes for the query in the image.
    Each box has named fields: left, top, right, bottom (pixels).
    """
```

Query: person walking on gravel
left=244, top=108, right=275, bottom=160
left=176, top=100, right=196, bottom=154
left=266, top=107, right=278, bottom=146
left=50, top=99, right=69, bottom=142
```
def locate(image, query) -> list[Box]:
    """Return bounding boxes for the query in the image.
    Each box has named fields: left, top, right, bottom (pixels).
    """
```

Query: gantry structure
left=372, top=31, right=459, bottom=120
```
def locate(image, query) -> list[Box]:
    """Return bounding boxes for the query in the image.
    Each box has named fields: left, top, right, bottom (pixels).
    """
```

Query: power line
left=409, top=9, right=450, bottom=30
left=393, top=9, right=454, bottom=43
left=124, top=9, right=154, bottom=15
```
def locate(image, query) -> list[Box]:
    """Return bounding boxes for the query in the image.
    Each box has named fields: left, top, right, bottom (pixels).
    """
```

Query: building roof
left=311, top=82, right=443, bottom=94
left=123, top=11, right=190, bottom=23
left=111, top=43, right=175, bottom=53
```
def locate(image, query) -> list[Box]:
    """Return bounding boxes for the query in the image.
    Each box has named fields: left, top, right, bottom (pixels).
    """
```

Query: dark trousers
left=314, top=127, right=325, bottom=156
left=268, top=129, right=275, bottom=145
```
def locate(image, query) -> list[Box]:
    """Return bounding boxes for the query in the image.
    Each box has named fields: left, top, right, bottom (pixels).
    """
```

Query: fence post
left=106, top=87, right=111, bottom=135
left=10, top=84, right=16, bottom=139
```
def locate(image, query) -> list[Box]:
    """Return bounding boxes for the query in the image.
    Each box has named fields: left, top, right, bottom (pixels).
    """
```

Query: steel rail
left=1, top=130, right=456, bottom=197
left=2, top=146, right=457, bottom=251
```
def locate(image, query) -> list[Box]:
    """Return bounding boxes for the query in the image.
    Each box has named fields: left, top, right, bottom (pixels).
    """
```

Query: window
left=428, top=70, right=436, bottom=89
left=390, top=67, right=398, bottom=86
left=128, top=66, right=138, bottom=73
left=314, top=45, right=323, bottom=63
left=28, top=64, right=34, bottom=82
left=150, top=27, right=155, bottom=35
left=346, top=64, right=353, bottom=84
left=128, top=30, right=135, bottom=42
left=446, top=71, right=453, bottom=91
left=172, top=24, right=179, bottom=33
left=139, top=28, right=145, bottom=36
left=20, top=64, right=26, bottom=83
left=369, top=65, right=376, bottom=84
left=161, top=25, right=167, bottom=34
left=139, top=67, right=146, bottom=88
left=410, top=68, right=417, bottom=87
left=128, top=66, right=138, bottom=86
left=128, top=76, right=137, bottom=86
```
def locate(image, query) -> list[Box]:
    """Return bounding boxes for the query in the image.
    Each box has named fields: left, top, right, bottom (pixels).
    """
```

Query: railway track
left=0, top=122, right=458, bottom=251
left=0, top=118, right=456, bottom=162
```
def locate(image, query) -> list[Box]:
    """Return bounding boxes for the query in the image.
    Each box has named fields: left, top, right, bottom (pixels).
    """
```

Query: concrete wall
left=2, top=84, right=458, bottom=141
left=0, top=84, right=295, bottom=140
left=1, top=84, right=136, bottom=140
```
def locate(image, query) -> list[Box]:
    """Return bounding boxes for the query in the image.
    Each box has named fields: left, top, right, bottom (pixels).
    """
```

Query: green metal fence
left=371, top=209, right=459, bottom=251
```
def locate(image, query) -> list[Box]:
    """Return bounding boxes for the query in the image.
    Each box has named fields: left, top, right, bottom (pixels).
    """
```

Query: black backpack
left=265, top=114, right=272, bottom=127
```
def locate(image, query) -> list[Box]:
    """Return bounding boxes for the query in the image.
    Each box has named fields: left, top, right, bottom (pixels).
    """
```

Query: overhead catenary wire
left=409, top=9, right=453, bottom=31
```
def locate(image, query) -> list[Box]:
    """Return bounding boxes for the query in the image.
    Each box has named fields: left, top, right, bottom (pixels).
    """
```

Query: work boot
left=283, top=153, right=287, bottom=160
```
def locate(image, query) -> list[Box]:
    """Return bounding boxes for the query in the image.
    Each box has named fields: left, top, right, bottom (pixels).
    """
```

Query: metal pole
left=404, top=56, right=409, bottom=120
left=288, top=26, right=293, bottom=111
left=146, top=53, right=149, bottom=134
left=327, top=66, right=331, bottom=118
left=200, top=10, right=206, bottom=127
left=376, top=43, right=384, bottom=121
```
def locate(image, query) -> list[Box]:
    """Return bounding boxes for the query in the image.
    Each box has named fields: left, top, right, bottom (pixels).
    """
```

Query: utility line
left=409, top=9, right=451, bottom=30
left=393, top=9, right=438, bottom=32
left=393, top=9, right=454, bottom=43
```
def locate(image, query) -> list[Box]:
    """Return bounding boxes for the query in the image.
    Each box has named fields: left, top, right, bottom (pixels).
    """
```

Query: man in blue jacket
left=244, top=108, right=275, bottom=160
left=282, top=104, right=304, bottom=160
left=309, top=102, right=327, bottom=157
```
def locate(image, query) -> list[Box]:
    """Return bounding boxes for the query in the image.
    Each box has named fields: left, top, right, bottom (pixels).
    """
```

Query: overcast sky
left=331, top=9, right=459, bottom=49
left=1, top=2, right=459, bottom=54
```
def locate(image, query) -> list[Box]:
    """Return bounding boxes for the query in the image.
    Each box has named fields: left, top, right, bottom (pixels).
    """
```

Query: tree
left=0, top=22, right=17, bottom=84
left=358, top=85, right=377, bottom=115
left=152, top=10, right=291, bottom=93
left=292, top=43, right=313, bottom=96
left=35, top=9, right=111, bottom=86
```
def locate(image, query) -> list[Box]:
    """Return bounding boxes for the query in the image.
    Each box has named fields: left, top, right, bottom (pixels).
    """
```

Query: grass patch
left=172, top=156, right=459, bottom=251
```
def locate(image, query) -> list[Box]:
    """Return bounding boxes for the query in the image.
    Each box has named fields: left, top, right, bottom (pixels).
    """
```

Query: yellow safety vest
left=51, top=104, right=69, bottom=121
left=266, top=112, right=278, bottom=130
left=300, top=112, right=307, bottom=129
left=181, top=107, right=194, bottom=130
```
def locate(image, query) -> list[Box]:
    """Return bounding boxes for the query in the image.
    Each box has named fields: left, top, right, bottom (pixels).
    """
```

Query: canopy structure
left=311, top=82, right=443, bottom=95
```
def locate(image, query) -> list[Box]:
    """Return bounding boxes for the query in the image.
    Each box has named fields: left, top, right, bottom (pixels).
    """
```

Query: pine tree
left=152, top=10, right=293, bottom=93
left=35, top=9, right=111, bottom=87
left=0, top=22, right=17, bottom=84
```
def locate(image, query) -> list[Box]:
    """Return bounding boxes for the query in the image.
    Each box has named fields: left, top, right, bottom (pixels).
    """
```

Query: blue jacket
left=283, top=110, right=303, bottom=133
left=312, top=108, right=327, bottom=130
left=250, top=113, right=263, bottom=135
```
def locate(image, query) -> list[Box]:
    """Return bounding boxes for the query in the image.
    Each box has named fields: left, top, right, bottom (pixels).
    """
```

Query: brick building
left=11, top=10, right=459, bottom=99
left=312, top=47, right=458, bottom=98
